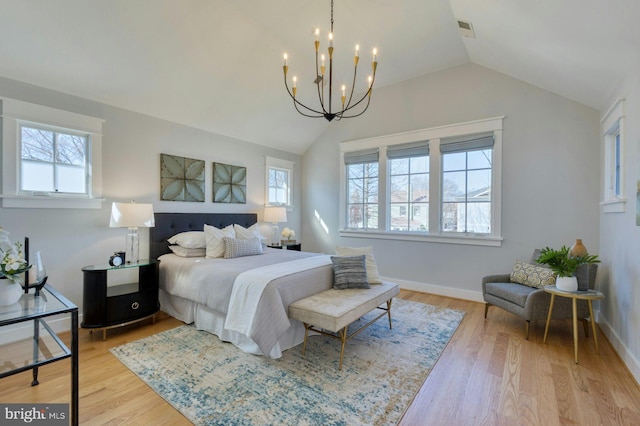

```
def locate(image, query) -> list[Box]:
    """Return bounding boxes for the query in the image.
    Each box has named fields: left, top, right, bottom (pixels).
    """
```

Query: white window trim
left=1, top=97, right=105, bottom=209
left=600, top=98, right=626, bottom=213
left=339, top=116, right=504, bottom=246
left=265, top=156, right=294, bottom=208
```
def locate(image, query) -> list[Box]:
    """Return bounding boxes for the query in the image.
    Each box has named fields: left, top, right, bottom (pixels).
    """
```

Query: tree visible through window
left=347, top=162, right=379, bottom=229
left=268, top=167, right=290, bottom=205
left=20, top=125, right=88, bottom=194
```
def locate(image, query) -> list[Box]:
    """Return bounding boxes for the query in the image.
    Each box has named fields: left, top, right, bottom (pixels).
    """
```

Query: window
left=265, top=156, right=294, bottom=206
left=1, top=97, right=104, bottom=209
left=20, top=124, right=89, bottom=194
left=601, top=98, right=625, bottom=213
left=340, top=117, right=503, bottom=246
left=345, top=149, right=379, bottom=230
left=440, top=134, right=493, bottom=234
left=388, top=141, right=429, bottom=232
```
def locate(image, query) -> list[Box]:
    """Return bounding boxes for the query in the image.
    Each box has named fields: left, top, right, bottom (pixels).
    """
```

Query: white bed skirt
left=159, top=289, right=307, bottom=358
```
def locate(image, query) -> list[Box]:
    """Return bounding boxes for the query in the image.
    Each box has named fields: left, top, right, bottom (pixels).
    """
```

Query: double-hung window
left=440, top=133, right=493, bottom=234
left=340, top=116, right=503, bottom=246
left=265, top=156, right=294, bottom=207
left=1, top=97, right=104, bottom=209
left=20, top=124, right=89, bottom=194
left=345, top=149, right=379, bottom=230
left=387, top=142, right=429, bottom=232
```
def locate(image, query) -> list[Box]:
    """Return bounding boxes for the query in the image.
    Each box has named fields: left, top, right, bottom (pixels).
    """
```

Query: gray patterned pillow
left=330, top=255, right=370, bottom=290
left=510, top=259, right=556, bottom=288
left=223, top=237, right=263, bottom=259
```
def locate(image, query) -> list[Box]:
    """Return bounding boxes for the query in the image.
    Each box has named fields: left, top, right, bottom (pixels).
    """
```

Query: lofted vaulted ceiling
left=0, top=0, right=637, bottom=154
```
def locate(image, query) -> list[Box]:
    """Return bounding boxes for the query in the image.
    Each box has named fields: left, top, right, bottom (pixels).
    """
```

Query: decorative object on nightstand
left=109, top=202, right=155, bottom=264
left=268, top=242, right=301, bottom=251
left=81, top=260, right=159, bottom=340
left=280, top=227, right=296, bottom=245
left=264, top=206, right=287, bottom=246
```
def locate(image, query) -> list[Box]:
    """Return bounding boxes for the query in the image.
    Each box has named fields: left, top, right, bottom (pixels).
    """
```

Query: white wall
left=301, top=63, right=601, bottom=300
left=598, top=75, right=640, bottom=383
left=0, top=76, right=302, bottom=315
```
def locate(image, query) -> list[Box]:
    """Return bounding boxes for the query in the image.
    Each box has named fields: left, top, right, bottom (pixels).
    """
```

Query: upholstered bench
left=288, top=281, right=400, bottom=370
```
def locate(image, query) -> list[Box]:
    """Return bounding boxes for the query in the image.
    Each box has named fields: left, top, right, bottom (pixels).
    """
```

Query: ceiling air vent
left=457, top=20, right=476, bottom=38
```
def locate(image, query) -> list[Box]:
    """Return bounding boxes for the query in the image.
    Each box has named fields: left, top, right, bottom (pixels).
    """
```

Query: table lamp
left=263, top=207, right=287, bottom=245
left=109, top=202, right=155, bottom=264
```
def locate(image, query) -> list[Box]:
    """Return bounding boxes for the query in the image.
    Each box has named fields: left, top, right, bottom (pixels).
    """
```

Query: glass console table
left=0, top=285, right=79, bottom=426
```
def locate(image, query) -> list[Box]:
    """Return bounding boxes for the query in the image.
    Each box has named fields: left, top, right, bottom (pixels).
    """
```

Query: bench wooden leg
left=339, top=326, right=348, bottom=370
left=387, top=299, right=393, bottom=329
left=301, top=323, right=310, bottom=356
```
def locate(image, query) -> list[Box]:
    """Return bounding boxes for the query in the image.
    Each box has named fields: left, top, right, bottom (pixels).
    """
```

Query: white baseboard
left=383, top=276, right=484, bottom=303
left=0, top=314, right=78, bottom=346
left=597, top=313, right=640, bottom=386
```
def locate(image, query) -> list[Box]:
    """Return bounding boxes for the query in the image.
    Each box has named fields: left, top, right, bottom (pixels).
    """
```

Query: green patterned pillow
left=510, top=260, right=556, bottom=288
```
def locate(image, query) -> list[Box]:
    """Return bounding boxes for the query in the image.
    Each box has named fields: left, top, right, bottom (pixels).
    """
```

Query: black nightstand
left=268, top=243, right=302, bottom=251
left=81, top=259, right=159, bottom=340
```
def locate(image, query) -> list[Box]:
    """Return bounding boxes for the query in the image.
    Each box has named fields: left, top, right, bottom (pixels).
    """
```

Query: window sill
left=339, top=229, right=503, bottom=247
left=600, top=198, right=626, bottom=213
left=0, top=194, right=105, bottom=209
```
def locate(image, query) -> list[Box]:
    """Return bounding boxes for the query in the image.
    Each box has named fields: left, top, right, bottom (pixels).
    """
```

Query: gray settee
left=482, top=251, right=598, bottom=339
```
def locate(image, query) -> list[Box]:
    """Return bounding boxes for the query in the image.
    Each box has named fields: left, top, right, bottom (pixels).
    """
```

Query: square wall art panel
left=212, top=162, right=246, bottom=204
left=161, top=154, right=205, bottom=202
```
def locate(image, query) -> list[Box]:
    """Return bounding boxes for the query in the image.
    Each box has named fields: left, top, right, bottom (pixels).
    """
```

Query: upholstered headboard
left=149, top=212, right=258, bottom=260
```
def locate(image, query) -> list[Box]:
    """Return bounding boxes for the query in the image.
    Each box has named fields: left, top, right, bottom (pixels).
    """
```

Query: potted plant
left=536, top=246, right=600, bottom=291
left=0, top=228, right=32, bottom=306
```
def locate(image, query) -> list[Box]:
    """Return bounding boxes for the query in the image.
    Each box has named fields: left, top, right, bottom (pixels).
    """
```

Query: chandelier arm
left=342, top=63, right=359, bottom=111
left=341, top=70, right=376, bottom=113
left=283, top=76, right=325, bottom=115
left=339, top=96, right=372, bottom=119
left=293, top=100, right=325, bottom=118
left=315, top=54, right=328, bottom=115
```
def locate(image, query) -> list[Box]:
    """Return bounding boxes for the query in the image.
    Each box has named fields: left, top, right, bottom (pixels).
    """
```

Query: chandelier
left=282, top=0, right=378, bottom=122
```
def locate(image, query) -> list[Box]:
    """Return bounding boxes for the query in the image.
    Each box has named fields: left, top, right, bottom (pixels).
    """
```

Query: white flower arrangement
left=0, top=228, right=31, bottom=283
left=281, top=227, right=296, bottom=240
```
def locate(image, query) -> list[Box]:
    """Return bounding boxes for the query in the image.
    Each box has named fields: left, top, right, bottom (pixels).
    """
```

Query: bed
left=150, top=212, right=334, bottom=358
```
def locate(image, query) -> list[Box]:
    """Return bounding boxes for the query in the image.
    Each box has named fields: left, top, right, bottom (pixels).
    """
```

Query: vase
left=556, top=276, right=578, bottom=292
left=0, top=277, right=23, bottom=306
left=569, top=239, right=588, bottom=257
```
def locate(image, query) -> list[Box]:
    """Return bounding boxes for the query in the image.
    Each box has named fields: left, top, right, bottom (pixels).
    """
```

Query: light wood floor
left=1, top=289, right=639, bottom=425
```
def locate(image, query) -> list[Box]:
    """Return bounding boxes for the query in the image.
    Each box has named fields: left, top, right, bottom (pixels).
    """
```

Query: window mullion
left=378, top=146, right=387, bottom=231
left=429, top=138, right=441, bottom=233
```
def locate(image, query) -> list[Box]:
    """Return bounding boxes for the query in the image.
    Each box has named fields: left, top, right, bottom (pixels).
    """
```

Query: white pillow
left=167, top=231, right=206, bottom=249
left=223, top=237, right=263, bottom=259
left=169, top=245, right=206, bottom=258
left=234, top=223, right=266, bottom=245
left=334, top=246, right=382, bottom=284
left=204, top=224, right=236, bottom=258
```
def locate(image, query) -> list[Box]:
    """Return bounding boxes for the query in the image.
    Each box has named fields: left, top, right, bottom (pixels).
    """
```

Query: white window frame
left=601, top=98, right=626, bottom=213
left=19, top=122, right=90, bottom=195
left=1, top=97, right=104, bottom=209
left=265, top=156, right=294, bottom=207
left=339, top=116, right=503, bottom=247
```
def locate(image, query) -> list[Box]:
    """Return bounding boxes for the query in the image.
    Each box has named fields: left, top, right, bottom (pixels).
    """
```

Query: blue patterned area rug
left=110, top=299, right=465, bottom=426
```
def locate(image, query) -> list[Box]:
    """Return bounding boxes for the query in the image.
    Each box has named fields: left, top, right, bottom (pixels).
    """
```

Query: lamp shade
left=109, top=202, right=155, bottom=228
left=263, top=207, right=287, bottom=224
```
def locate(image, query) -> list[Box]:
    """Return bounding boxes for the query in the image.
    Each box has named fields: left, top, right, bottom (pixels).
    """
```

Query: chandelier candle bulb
left=329, top=32, right=333, bottom=47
